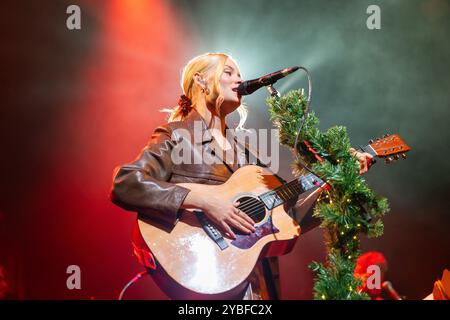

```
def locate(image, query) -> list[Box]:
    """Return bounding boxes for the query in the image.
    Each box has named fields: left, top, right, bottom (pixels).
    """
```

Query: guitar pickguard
left=231, top=216, right=279, bottom=249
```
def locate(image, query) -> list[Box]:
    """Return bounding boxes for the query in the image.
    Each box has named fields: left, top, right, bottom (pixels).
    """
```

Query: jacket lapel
left=183, top=109, right=266, bottom=174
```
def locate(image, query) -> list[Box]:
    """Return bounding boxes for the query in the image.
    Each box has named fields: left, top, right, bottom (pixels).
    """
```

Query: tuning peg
left=385, top=157, right=394, bottom=164
left=369, top=139, right=374, bottom=144
left=401, top=153, right=407, bottom=159
left=394, top=154, right=400, bottom=160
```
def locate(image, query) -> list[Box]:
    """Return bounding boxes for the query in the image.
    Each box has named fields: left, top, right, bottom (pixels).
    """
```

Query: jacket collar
left=182, top=108, right=261, bottom=163
left=183, top=108, right=238, bottom=144
left=182, top=108, right=212, bottom=143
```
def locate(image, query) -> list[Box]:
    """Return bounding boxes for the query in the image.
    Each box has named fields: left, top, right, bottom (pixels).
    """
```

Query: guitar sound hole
left=236, top=196, right=266, bottom=224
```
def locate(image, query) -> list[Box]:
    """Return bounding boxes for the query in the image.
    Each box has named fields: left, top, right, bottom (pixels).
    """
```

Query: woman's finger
left=236, top=208, right=256, bottom=226
left=233, top=212, right=256, bottom=232
left=227, top=217, right=252, bottom=234
left=366, top=154, right=374, bottom=167
left=360, top=158, right=368, bottom=174
left=220, top=221, right=236, bottom=239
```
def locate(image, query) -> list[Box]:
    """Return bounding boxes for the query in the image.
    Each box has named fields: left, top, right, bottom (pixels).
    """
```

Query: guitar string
left=236, top=182, right=312, bottom=219
left=235, top=182, right=311, bottom=217
left=190, top=175, right=316, bottom=221
left=236, top=188, right=295, bottom=214
left=241, top=193, right=297, bottom=219
left=242, top=178, right=319, bottom=219
left=237, top=187, right=300, bottom=214
left=236, top=177, right=313, bottom=213
left=241, top=193, right=298, bottom=219
left=238, top=176, right=307, bottom=210
left=231, top=171, right=316, bottom=212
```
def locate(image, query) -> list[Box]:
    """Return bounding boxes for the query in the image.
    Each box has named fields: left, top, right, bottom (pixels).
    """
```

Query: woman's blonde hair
left=162, top=53, right=248, bottom=130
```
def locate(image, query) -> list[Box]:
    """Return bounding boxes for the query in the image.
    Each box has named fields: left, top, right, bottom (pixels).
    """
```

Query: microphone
left=235, top=66, right=300, bottom=96
left=382, top=281, right=402, bottom=300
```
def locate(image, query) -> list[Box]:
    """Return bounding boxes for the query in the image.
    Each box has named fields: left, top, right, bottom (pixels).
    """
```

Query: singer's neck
left=195, top=100, right=227, bottom=136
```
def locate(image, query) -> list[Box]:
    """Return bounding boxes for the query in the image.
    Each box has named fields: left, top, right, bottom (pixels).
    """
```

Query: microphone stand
left=266, top=84, right=280, bottom=97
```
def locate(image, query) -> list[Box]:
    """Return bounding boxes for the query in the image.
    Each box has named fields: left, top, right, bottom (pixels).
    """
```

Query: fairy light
left=267, top=80, right=389, bottom=300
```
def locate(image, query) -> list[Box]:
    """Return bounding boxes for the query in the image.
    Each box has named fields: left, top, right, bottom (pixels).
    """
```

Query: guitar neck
left=257, top=143, right=375, bottom=210
left=258, top=133, right=411, bottom=211
left=258, top=173, right=322, bottom=210
left=359, top=144, right=377, bottom=158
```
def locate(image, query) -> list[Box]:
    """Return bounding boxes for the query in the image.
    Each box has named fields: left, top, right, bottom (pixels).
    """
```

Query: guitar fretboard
left=256, top=136, right=411, bottom=211
left=258, top=173, right=324, bottom=210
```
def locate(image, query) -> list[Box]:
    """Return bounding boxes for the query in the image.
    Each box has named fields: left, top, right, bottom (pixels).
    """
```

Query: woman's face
left=217, top=58, right=242, bottom=115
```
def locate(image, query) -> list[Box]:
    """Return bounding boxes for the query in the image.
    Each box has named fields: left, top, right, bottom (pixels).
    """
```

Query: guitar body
left=137, top=165, right=301, bottom=299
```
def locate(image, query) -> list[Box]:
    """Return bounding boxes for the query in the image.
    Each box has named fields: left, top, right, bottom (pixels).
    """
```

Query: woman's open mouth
left=232, top=87, right=241, bottom=98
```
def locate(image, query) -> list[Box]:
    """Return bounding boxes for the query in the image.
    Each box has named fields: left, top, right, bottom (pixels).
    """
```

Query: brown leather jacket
left=109, top=109, right=324, bottom=300
left=110, top=109, right=273, bottom=227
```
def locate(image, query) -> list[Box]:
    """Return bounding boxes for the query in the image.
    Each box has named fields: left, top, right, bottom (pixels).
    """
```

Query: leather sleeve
left=110, top=124, right=191, bottom=226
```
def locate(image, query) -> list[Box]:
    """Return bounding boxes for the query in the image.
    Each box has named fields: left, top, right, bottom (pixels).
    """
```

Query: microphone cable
left=290, top=67, right=327, bottom=183
left=118, top=270, right=149, bottom=300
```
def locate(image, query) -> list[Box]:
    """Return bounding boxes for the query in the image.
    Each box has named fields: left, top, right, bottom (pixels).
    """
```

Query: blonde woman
left=111, top=53, right=269, bottom=299
left=110, top=53, right=373, bottom=299
left=112, top=53, right=256, bottom=239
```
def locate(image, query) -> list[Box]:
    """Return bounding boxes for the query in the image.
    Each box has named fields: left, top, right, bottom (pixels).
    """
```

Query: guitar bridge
left=194, top=210, right=229, bottom=250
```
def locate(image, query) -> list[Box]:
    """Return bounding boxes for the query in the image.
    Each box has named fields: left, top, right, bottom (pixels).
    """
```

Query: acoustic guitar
left=135, top=134, right=410, bottom=299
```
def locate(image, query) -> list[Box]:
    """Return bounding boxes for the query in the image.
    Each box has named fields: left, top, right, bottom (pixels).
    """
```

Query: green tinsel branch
left=266, top=89, right=390, bottom=300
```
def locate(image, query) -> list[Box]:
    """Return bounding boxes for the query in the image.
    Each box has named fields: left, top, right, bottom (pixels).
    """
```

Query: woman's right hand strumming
left=178, top=183, right=256, bottom=239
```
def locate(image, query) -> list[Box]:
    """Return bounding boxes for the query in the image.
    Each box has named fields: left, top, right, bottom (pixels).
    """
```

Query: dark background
left=1, top=0, right=449, bottom=299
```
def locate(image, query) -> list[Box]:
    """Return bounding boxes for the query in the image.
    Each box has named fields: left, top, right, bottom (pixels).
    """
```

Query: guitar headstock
left=367, top=134, right=411, bottom=164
